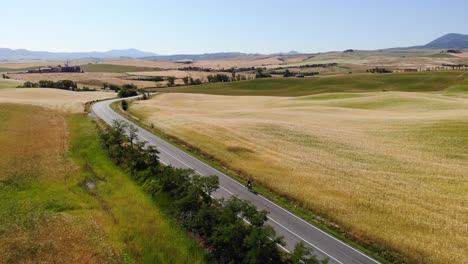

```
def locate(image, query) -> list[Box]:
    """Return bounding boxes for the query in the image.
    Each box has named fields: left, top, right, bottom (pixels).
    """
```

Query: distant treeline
left=21, top=80, right=77, bottom=89
left=19, top=80, right=96, bottom=91
left=182, top=76, right=203, bottom=86
left=442, top=64, right=468, bottom=68
left=207, top=73, right=230, bottom=82
left=367, top=67, right=392, bottom=74
left=217, top=67, right=257, bottom=73
left=255, top=68, right=272, bottom=79
left=299, top=63, right=338, bottom=68
left=269, top=63, right=338, bottom=72
left=445, top=49, right=462, bottom=54
left=270, top=69, right=319, bottom=77
left=125, top=75, right=164, bottom=82
left=100, top=120, right=328, bottom=264
left=206, top=73, right=249, bottom=83
left=178, top=66, right=213, bottom=72
left=19, top=80, right=98, bottom=91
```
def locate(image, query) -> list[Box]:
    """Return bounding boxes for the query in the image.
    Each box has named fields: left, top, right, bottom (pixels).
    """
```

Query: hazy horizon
left=1, top=0, right=468, bottom=55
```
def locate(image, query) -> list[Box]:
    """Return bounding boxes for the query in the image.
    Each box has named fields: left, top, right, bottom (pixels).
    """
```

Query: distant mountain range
left=0, top=48, right=303, bottom=61
left=389, top=33, right=468, bottom=50
left=0, top=48, right=158, bottom=61
left=1, top=33, right=466, bottom=61
left=0, top=47, right=303, bottom=61
left=143, top=52, right=258, bottom=61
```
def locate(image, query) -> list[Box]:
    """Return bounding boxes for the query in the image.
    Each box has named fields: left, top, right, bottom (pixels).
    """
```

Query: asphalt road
left=92, top=97, right=381, bottom=264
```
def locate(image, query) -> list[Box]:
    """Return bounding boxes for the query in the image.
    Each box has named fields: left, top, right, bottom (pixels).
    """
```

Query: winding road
left=92, top=96, right=381, bottom=264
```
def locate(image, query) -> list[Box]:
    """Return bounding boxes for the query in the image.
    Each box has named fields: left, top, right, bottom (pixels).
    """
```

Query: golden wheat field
left=130, top=92, right=468, bottom=264
left=0, top=88, right=115, bottom=112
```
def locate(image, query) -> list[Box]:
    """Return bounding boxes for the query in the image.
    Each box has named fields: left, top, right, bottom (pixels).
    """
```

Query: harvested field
left=103, top=59, right=181, bottom=69
left=131, top=70, right=214, bottom=79
left=452, top=52, right=468, bottom=59
left=288, top=50, right=464, bottom=69
left=0, top=88, right=115, bottom=112
left=130, top=92, right=468, bottom=264
left=190, top=55, right=307, bottom=69
left=81, top=63, right=156, bottom=73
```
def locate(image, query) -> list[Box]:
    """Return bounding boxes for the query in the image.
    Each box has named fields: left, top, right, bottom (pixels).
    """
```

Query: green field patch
left=425, top=53, right=456, bottom=58
left=0, top=79, right=23, bottom=88
left=405, top=119, right=468, bottom=160
left=328, top=96, right=462, bottom=111
left=444, top=76, right=468, bottom=94
left=295, top=93, right=365, bottom=100
left=155, top=71, right=468, bottom=96
left=331, top=97, right=420, bottom=110
left=80, top=63, right=156, bottom=73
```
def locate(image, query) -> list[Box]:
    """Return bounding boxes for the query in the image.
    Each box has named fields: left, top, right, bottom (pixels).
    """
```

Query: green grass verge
left=68, top=113, right=206, bottom=263
left=0, top=103, right=206, bottom=263
left=80, top=64, right=157, bottom=73
left=150, top=71, right=468, bottom=96
left=112, top=101, right=391, bottom=264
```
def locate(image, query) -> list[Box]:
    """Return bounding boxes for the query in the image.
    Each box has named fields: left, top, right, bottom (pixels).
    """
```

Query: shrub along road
left=92, top=96, right=381, bottom=264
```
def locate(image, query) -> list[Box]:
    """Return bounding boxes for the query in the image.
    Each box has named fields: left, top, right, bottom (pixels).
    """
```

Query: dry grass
left=130, top=92, right=468, bottom=264
left=132, top=70, right=218, bottom=79
left=452, top=52, right=468, bottom=59
left=0, top=88, right=115, bottom=112
left=0, top=104, right=70, bottom=182
left=9, top=72, right=154, bottom=88
left=190, top=55, right=307, bottom=69
left=103, top=56, right=310, bottom=70
left=291, top=50, right=465, bottom=69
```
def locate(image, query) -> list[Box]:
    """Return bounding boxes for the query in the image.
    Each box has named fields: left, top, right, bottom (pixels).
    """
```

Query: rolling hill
left=390, top=33, right=468, bottom=50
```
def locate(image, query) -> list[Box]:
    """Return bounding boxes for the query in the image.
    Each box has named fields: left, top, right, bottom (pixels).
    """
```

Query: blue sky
left=1, top=0, right=467, bottom=54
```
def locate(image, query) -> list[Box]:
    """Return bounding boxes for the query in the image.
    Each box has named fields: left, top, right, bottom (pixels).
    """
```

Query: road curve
left=92, top=96, right=381, bottom=264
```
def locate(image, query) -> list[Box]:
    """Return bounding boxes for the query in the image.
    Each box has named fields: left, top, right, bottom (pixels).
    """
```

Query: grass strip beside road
left=0, top=103, right=206, bottom=263
left=69, top=113, right=207, bottom=263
